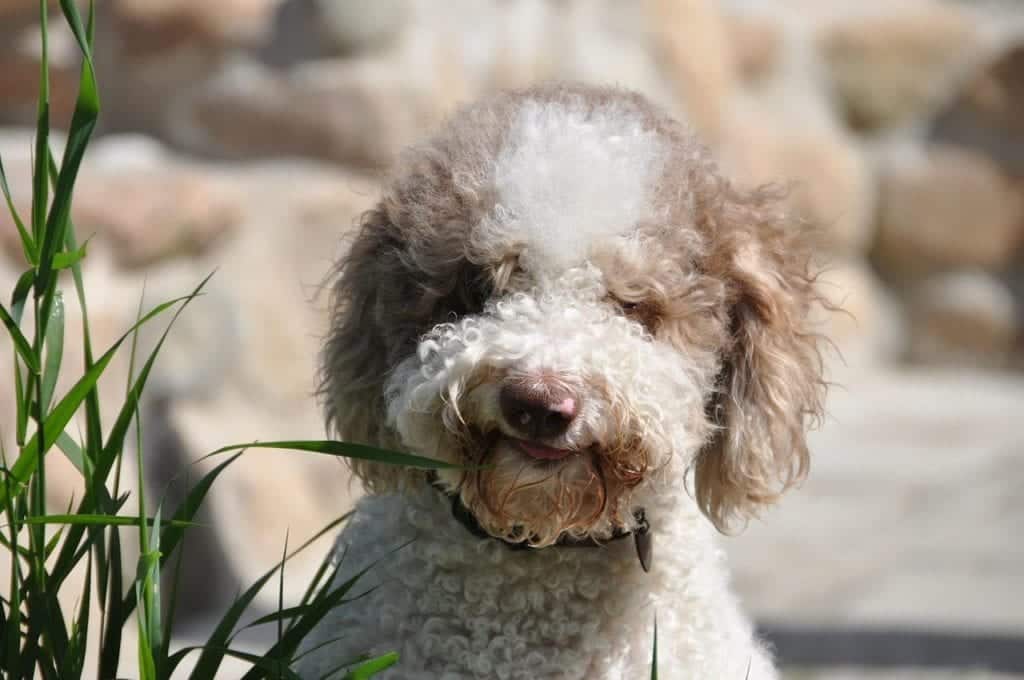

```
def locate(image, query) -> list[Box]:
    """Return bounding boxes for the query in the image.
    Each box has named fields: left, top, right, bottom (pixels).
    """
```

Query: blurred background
left=1, top=0, right=1023, bottom=678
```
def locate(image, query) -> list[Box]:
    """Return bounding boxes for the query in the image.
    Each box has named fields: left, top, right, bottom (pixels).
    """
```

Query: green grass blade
left=52, top=242, right=88, bottom=270
left=118, top=451, right=244, bottom=623
left=278, top=532, right=288, bottom=653
left=241, top=604, right=314, bottom=630
left=102, top=275, right=212, bottom=471
left=40, top=290, right=65, bottom=412
left=191, top=514, right=353, bottom=680
left=98, top=524, right=125, bottom=680
left=0, top=597, right=7, bottom=668
left=10, top=268, right=33, bottom=323
left=0, top=293, right=201, bottom=508
left=0, top=532, right=34, bottom=561
left=2, top=465, right=25, bottom=678
left=58, top=0, right=98, bottom=62
left=286, top=526, right=346, bottom=636
left=237, top=540, right=414, bottom=680
left=31, top=0, right=51, bottom=245
left=289, top=634, right=351, bottom=666
left=22, top=514, right=199, bottom=529
left=140, top=504, right=163, bottom=676
left=0, top=155, right=35, bottom=263
left=206, top=440, right=461, bottom=471
left=10, top=268, right=34, bottom=445
left=48, top=478, right=125, bottom=587
left=35, top=0, right=100, bottom=297
left=340, top=651, right=399, bottom=680
left=25, top=572, right=71, bottom=679
left=52, top=153, right=102, bottom=462
left=43, top=523, right=64, bottom=559
left=0, top=299, right=41, bottom=374
left=137, top=596, right=156, bottom=680
left=237, top=568, right=377, bottom=680
left=64, top=557, right=92, bottom=678
left=214, top=648, right=302, bottom=680
left=166, top=646, right=303, bottom=680
left=187, top=562, right=286, bottom=679
left=164, top=646, right=199, bottom=678
left=650, top=615, right=658, bottom=680
left=55, top=430, right=86, bottom=477
left=158, top=521, right=188, bottom=680
left=14, top=354, right=28, bottom=446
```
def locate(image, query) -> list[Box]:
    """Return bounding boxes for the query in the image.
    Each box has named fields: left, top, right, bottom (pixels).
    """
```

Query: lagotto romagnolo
left=298, top=84, right=827, bottom=679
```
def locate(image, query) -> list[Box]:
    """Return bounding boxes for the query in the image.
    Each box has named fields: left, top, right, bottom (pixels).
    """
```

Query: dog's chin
left=454, top=433, right=635, bottom=547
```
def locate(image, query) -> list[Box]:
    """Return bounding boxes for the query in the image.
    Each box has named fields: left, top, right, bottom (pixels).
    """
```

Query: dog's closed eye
left=611, top=297, right=661, bottom=332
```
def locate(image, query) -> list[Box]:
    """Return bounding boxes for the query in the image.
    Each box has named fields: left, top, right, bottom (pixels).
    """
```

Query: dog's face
left=322, top=86, right=825, bottom=546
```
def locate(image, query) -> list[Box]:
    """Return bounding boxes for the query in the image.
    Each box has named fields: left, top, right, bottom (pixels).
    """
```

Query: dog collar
left=427, top=473, right=653, bottom=572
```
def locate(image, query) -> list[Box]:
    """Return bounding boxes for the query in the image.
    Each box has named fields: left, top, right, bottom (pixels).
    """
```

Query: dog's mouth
left=441, top=426, right=655, bottom=548
left=506, top=436, right=577, bottom=462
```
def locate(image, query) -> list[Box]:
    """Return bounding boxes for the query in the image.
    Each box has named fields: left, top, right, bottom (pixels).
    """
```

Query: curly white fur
left=301, top=85, right=826, bottom=679
left=482, top=102, right=669, bottom=272
left=297, top=486, right=774, bottom=679
left=386, top=265, right=712, bottom=546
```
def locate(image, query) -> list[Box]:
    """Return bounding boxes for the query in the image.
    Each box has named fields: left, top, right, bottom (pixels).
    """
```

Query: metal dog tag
left=635, top=524, right=653, bottom=573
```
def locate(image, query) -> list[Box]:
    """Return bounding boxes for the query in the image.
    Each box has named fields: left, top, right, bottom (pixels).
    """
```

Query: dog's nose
left=499, top=381, right=579, bottom=441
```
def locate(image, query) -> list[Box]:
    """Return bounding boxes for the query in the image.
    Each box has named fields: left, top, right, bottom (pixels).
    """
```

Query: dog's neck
left=424, top=472, right=654, bottom=572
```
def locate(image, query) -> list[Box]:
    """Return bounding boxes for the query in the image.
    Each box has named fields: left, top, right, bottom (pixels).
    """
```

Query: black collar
left=427, top=473, right=653, bottom=572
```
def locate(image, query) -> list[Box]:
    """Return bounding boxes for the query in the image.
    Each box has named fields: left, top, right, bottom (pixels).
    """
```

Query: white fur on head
left=478, top=99, right=670, bottom=274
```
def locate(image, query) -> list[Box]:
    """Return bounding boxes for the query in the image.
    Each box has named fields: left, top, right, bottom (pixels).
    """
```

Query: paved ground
left=726, top=366, right=1024, bottom=678
left=785, top=671, right=1022, bottom=680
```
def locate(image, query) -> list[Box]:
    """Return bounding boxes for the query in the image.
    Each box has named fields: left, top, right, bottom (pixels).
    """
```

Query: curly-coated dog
left=298, top=84, right=826, bottom=679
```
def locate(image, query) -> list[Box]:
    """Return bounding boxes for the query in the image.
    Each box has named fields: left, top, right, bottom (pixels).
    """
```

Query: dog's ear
left=321, top=199, right=485, bottom=491
left=694, top=184, right=826, bottom=532
left=320, top=203, right=416, bottom=491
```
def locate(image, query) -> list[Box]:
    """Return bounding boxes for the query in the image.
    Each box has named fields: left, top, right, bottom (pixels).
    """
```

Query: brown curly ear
left=319, top=203, right=417, bottom=491
left=695, top=184, right=827, bottom=532
left=320, top=198, right=488, bottom=491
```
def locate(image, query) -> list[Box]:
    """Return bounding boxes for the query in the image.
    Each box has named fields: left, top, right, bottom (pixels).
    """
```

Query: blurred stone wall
left=1, top=0, right=1024, bottom=648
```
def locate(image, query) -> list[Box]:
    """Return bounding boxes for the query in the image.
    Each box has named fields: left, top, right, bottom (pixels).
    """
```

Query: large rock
left=724, top=10, right=785, bottom=85
left=812, top=258, right=905, bottom=371
left=873, top=143, right=1024, bottom=279
left=646, top=0, right=738, bottom=145
left=230, top=0, right=737, bottom=167
left=1, top=134, right=241, bottom=268
left=313, top=0, right=409, bottom=54
left=929, top=43, right=1024, bottom=179
left=262, top=0, right=409, bottom=65
left=722, top=106, right=877, bottom=257
left=73, top=169, right=241, bottom=269
left=95, top=0, right=277, bottom=134
left=818, top=4, right=982, bottom=130
left=0, top=0, right=53, bottom=32
left=110, top=0, right=278, bottom=53
left=905, top=270, right=1021, bottom=369
left=169, top=57, right=434, bottom=169
left=0, top=23, right=81, bottom=127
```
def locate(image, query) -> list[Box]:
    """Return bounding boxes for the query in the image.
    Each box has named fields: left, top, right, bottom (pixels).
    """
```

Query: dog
left=297, top=84, right=826, bottom=679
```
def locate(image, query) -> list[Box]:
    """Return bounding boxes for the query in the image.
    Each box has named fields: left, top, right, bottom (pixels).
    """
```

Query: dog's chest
left=299, top=492, right=672, bottom=678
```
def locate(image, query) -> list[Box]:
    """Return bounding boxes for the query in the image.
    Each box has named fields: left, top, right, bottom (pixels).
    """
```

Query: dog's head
left=321, top=85, right=825, bottom=546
